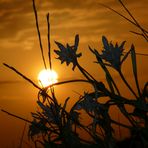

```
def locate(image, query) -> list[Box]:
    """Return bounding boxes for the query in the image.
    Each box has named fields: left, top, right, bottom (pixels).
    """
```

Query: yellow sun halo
left=38, top=69, right=58, bottom=87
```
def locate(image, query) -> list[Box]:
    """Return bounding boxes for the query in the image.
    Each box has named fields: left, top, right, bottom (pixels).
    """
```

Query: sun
left=38, top=69, right=58, bottom=87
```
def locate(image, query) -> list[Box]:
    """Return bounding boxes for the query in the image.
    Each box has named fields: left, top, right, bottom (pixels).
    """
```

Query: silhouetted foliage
left=2, top=0, right=148, bottom=148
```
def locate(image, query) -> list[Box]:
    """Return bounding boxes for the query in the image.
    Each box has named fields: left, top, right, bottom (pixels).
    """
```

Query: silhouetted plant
left=1, top=0, right=148, bottom=148
left=99, top=0, right=148, bottom=41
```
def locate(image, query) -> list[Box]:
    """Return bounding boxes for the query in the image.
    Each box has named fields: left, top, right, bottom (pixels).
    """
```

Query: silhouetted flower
left=74, top=92, right=98, bottom=112
left=54, top=34, right=82, bottom=70
left=100, top=36, right=126, bottom=71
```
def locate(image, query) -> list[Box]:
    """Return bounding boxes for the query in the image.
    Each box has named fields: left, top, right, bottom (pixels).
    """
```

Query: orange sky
left=0, top=0, right=148, bottom=147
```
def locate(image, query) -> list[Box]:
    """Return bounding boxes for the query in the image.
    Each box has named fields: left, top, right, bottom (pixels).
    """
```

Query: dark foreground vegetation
left=2, top=0, right=148, bottom=147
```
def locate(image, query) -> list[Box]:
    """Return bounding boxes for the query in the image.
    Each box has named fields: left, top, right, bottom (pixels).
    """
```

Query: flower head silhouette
left=100, top=36, right=126, bottom=71
left=54, top=34, right=82, bottom=70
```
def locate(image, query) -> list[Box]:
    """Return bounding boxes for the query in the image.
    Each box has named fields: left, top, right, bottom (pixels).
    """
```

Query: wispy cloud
left=0, top=0, right=147, bottom=82
left=0, top=0, right=147, bottom=45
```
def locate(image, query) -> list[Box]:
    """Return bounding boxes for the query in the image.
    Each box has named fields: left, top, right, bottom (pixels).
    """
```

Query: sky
left=0, top=0, right=148, bottom=147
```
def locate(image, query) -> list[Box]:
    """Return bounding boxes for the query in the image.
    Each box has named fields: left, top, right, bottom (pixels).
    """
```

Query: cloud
left=0, top=0, right=147, bottom=60
left=0, top=80, right=22, bottom=84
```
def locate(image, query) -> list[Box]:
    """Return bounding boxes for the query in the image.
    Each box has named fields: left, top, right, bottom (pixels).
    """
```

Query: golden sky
left=0, top=0, right=148, bottom=147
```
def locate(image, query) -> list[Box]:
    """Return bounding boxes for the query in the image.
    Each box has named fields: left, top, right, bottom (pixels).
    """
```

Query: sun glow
left=38, top=69, right=58, bottom=87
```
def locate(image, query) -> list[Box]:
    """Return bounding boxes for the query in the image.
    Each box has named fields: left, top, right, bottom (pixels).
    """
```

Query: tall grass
left=1, top=0, right=148, bottom=148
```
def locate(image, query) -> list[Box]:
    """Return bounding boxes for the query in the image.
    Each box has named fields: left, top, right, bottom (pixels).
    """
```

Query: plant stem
left=1, top=109, right=32, bottom=124
left=118, top=0, right=148, bottom=41
left=47, top=13, right=52, bottom=70
left=98, top=2, right=148, bottom=41
left=1, top=109, right=59, bottom=134
left=119, top=70, right=138, bottom=98
left=33, top=0, right=47, bottom=69
left=19, top=121, right=27, bottom=148
left=76, top=62, right=96, bottom=81
left=103, top=64, right=121, bottom=95
left=50, top=79, right=91, bottom=87
left=3, top=63, right=41, bottom=90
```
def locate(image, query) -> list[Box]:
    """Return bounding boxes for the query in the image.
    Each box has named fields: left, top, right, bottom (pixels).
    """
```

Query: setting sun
left=38, top=69, right=58, bottom=87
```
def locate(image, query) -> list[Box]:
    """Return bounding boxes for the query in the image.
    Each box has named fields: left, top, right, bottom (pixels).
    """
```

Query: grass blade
left=33, top=0, right=47, bottom=69
left=130, top=44, right=141, bottom=97
left=47, top=13, right=52, bottom=70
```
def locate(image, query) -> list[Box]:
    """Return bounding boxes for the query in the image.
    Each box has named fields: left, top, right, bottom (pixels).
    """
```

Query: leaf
left=119, top=41, right=126, bottom=51
left=28, top=119, right=46, bottom=138
left=131, top=44, right=137, bottom=78
left=54, top=41, right=66, bottom=54
left=77, top=92, right=99, bottom=113
left=131, top=44, right=141, bottom=96
left=70, top=111, right=80, bottom=124
left=74, top=34, right=79, bottom=51
left=37, top=100, right=47, bottom=111
left=61, top=97, right=70, bottom=124
left=31, top=112, right=40, bottom=119
left=121, top=49, right=131, bottom=64
left=102, top=36, right=110, bottom=50
left=106, top=74, right=115, bottom=94
left=28, top=125, right=39, bottom=138
left=88, top=46, right=95, bottom=54
left=63, top=97, right=70, bottom=111
left=37, top=101, right=56, bottom=122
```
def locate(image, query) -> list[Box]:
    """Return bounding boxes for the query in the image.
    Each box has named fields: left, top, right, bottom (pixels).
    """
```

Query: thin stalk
left=100, top=61, right=121, bottom=95
left=49, top=79, right=91, bottom=88
left=89, top=46, right=121, bottom=95
left=46, top=13, right=57, bottom=104
left=133, top=71, right=141, bottom=99
left=47, top=13, right=52, bottom=70
left=80, top=126, right=104, bottom=145
left=33, top=0, right=47, bottom=69
left=37, top=112, right=59, bottom=134
left=18, top=121, right=27, bottom=148
left=76, top=63, right=111, bottom=96
left=119, top=70, right=138, bottom=98
left=1, top=109, right=33, bottom=124
left=99, top=126, right=105, bottom=139
left=98, top=3, right=148, bottom=41
left=117, top=113, right=122, bottom=139
left=53, top=77, right=110, bottom=102
left=76, top=62, right=96, bottom=81
left=123, top=51, right=148, bottom=57
left=106, top=95, right=138, bottom=127
left=81, top=59, right=120, bottom=97
left=1, top=109, right=59, bottom=134
left=38, top=89, right=51, bottom=105
left=118, top=105, right=137, bottom=127
left=3, top=63, right=41, bottom=90
left=118, top=0, right=148, bottom=41
left=111, top=119, right=131, bottom=129
left=130, top=48, right=141, bottom=98
left=109, top=75, right=120, bottom=95
left=98, top=3, right=142, bottom=31
left=58, top=105, right=103, bottom=144
left=3, top=63, right=56, bottom=103
left=130, top=31, right=144, bottom=37
left=87, top=110, right=131, bottom=129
